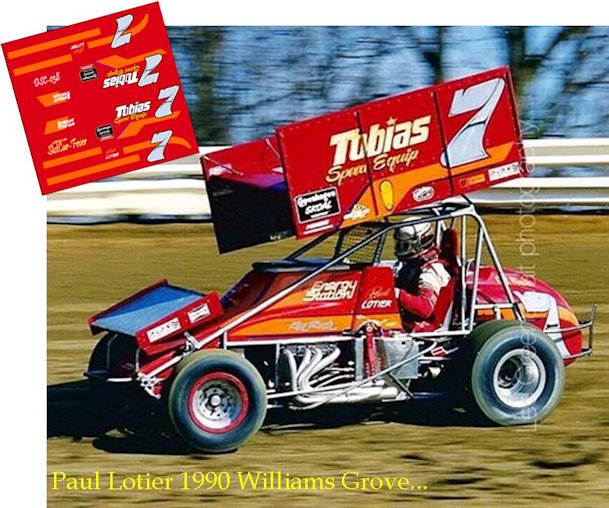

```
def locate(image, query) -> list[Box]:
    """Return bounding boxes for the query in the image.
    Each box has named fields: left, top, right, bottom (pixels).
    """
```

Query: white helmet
left=394, top=221, right=435, bottom=260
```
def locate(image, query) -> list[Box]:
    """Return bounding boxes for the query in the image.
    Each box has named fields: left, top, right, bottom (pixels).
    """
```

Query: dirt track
left=48, top=215, right=609, bottom=506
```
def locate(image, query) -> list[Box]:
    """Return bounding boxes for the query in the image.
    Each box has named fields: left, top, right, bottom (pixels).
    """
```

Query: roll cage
left=286, top=200, right=524, bottom=334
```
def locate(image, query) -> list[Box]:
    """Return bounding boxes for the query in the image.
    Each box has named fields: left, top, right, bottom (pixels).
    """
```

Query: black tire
left=465, top=320, right=565, bottom=426
left=168, top=350, right=267, bottom=453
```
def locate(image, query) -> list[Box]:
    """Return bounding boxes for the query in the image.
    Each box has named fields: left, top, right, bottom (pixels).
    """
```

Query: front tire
left=467, top=321, right=565, bottom=426
left=168, top=350, right=267, bottom=453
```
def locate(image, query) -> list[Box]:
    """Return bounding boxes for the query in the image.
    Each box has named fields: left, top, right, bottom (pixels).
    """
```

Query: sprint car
left=86, top=202, right=595, bottom=453
left=84, top=68, right=595, bottom=452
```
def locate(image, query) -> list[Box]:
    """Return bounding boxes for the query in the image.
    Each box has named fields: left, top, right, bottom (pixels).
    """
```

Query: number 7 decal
left=441, top=77, right=505, bottom=167
left=155, top=85, right=179, bottom=118
left=111, top=14, right=134, bottom=49
left=148, top=130, right=173, bottom=163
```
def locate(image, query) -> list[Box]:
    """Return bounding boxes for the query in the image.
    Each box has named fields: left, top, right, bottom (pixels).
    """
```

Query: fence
left=47, top=139, right=609, bottom=222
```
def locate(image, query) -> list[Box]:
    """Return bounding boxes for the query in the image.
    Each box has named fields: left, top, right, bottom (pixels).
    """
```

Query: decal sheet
left=3, top=2, right=197, bottom=194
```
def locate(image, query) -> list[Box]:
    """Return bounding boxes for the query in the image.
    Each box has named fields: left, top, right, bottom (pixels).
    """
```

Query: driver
left=393, top=221, right=451, bottom=321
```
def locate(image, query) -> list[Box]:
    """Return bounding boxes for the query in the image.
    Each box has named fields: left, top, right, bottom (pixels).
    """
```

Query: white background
left=0, top=1, right=597, bottom=504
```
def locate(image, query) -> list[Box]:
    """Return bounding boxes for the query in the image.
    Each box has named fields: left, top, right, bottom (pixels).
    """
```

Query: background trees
left=169, top=26, right=609, bottom=147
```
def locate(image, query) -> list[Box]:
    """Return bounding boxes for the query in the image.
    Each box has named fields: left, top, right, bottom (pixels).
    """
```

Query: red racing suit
left=393, top=249, right=451, bottom=321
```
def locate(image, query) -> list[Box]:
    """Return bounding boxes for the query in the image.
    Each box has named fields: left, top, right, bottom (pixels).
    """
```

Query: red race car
left=84, top=68, right=595, bottom=453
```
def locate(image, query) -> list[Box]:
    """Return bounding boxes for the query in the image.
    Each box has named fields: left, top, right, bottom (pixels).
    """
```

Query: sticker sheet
left=3, top=2, right=197, bottom=194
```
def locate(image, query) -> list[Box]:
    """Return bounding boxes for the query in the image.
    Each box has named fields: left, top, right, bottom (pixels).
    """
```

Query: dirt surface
left=48, top=215, right=609, bottom=506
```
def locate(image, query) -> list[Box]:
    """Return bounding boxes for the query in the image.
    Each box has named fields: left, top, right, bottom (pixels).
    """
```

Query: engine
left=276, top=335, right=420, bottom=407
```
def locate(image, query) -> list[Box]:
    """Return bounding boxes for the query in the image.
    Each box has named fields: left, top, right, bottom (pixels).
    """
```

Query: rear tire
left=466, top=320, right=565, bottom=426
left=168, top=350, right=267, bottom=453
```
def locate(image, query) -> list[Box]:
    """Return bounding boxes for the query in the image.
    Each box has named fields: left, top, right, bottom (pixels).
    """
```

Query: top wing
left=201, top=67, right=526, bottom=252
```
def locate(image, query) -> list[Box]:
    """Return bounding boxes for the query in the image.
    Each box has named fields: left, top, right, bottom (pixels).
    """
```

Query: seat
left=412, top=228, right=460, bottom=332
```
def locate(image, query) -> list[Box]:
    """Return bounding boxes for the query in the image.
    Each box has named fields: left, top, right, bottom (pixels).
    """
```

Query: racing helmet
left=393, top=220, right=435, bottom=260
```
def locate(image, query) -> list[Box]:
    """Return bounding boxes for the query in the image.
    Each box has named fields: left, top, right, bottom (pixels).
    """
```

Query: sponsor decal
left=114, top=100, right=151, bottom=123
left=288, top=320, right=337, bottom=333
left=344, top=204, right=370, bottom=221
left=56, top=117, right=75, bottom=131
left=412, top=185, right=435, bottom=202
left=47, top=137, right=87, bottom=156
left=187, top=304, right=211, bottom=323
left=354, top=315, right=400, bottom=329
left=488, top=162, right=521, bottom=182
left=506, top=274, right=536, bottom=287
left=367, top=286, right=392, bottom=299
left=326, top=116, right=429, bottom=186
left=146, top=317, right=181, bottom=343
left=50, top=91, right=71, bottom=105
left=295, top=187, right=340, bottom=223
left=361, top=299, right=393, bottom=310
left=303, top=280, right=358, bottom=302
left=70, top=42, right=85, bottom=56
left=459, top=173, right=486, bottom=187
left=95, top=124, right=114, bottom=140
left=103, top=70, right=139, bottom=89
left=104, top=147, right=120, bottom=160
left=101, top=55, right=162, bottom=89
left=79, top=66, right=98, bottom=82
left=304, top=219, right=332, bottom=234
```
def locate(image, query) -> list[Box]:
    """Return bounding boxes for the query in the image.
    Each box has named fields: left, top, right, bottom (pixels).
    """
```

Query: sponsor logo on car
left=147, top=317, right=181, bottom=343
left=303, top=280, right=358, bottom=302
left=459, top=173, right=486, bottom=187
left=412, top=185, right=435, bottom=202
left=344, top=204, right=370, bottom=221
left=304, top=219, right=332, bottom=235
left=488, top=162, right=521, bottom=182
left=325, top=116, right=429, bottom=186
left=361, top=299, right=393, bottom=310
left=187, top=304, right=211, bottom=323
left=295, top=187, right=340, bottom=223
left=330, top=116, right=431, bottom=166
left=288, top=320, right=337, bottom=332
left=366, top=286, right=392, bottom=299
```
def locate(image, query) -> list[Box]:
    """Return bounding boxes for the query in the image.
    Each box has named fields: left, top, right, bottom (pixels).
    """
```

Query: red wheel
left=168, top=350, right=267, bottom=453
left=187, top=372, right=250, bottom=433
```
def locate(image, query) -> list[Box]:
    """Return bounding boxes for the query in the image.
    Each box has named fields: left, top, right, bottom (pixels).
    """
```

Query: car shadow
left=48, top=380, right=488, bottom=456
left=48, top=380, right=194, bottom=455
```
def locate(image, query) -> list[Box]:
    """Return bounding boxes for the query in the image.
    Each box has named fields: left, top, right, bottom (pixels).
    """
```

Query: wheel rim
left=492, top=349, right=546, bottom=409
left=187, top=372, right=249, bottom=433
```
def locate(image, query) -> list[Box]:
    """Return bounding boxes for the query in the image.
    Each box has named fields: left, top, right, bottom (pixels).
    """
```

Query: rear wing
left=202, top=67, right=527, bottom=253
